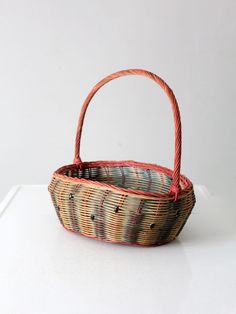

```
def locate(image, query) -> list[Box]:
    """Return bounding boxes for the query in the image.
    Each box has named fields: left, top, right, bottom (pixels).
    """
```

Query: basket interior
left=62, top=164, right=185, bottom=194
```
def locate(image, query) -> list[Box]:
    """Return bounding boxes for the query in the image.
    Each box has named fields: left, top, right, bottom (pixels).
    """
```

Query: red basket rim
left=53, top=160, right=193, bottom=200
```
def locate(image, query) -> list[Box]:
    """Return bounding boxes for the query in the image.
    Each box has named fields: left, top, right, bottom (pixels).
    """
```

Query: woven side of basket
left=49, top=170, right=195, bottom=246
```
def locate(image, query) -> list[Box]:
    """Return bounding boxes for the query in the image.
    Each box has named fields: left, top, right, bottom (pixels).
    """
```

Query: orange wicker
left=48, top=69, right=195, bottom=246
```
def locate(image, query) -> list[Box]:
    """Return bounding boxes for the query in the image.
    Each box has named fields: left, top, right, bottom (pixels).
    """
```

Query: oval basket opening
left=55, top=160, right=191, bottom=197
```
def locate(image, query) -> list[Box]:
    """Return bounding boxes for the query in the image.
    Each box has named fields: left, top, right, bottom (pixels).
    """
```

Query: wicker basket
left=48, top=69, right=195, bottom=246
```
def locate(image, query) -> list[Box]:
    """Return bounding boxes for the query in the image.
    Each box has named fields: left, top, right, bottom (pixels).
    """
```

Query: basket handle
left=74, top=69, right=182, bottom=200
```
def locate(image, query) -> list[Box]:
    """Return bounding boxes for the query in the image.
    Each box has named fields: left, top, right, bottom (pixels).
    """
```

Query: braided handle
left=74, top=69, right=182, bottom=200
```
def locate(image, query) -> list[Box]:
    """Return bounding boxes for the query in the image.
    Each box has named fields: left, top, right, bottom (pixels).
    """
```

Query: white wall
left=0, top=0, right=235, bottom=201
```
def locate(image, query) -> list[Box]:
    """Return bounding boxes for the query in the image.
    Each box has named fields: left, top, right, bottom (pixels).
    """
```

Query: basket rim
left=52, top=160, right=193, bottom=200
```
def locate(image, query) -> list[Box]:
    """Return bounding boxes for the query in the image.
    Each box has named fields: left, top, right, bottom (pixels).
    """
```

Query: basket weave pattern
left=49, top=69, right=195, bottom=246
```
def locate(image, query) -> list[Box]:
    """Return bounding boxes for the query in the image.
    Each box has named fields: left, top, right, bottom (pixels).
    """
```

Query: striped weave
left=48, top=69, right=196, bottom=246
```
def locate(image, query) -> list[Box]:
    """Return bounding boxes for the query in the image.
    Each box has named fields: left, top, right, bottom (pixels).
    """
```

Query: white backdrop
left=0, top=0, right=235, bottom=201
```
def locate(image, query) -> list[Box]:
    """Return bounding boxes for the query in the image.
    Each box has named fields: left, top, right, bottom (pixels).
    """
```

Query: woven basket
left=48, top=69, right=195, bottom=246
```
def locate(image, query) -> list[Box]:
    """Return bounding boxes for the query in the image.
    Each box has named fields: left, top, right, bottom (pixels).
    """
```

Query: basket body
left=49, top=69, right=196, bottom=246
left=49, top=161, right=195, bottom=246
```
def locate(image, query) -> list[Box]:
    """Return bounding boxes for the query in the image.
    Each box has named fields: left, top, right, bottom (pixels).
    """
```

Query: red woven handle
left=74, top=69, right=182, bottom=200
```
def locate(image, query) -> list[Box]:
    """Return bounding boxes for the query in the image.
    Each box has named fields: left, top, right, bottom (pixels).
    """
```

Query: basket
left=48, top=69, right=195, bottom=246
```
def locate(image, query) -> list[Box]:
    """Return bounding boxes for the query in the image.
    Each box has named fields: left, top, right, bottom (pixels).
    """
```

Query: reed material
left=49, top=69, right=195, bottom=246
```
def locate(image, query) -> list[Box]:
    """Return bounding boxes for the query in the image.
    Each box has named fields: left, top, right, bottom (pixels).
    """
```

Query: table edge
left=0, top=185, right=22, bottom=217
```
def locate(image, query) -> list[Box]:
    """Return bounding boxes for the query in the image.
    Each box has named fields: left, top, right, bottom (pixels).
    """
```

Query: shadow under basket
left=48, top=69, right=196, bottom=246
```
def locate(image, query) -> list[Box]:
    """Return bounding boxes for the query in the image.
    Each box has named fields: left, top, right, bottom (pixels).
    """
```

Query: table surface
left=0, top=185, right=235, bottom=314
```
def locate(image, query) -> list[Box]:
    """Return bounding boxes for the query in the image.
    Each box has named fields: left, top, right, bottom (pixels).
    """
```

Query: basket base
left=62, top=224, right=177, bottom=247
left=49, top=160, right=195, bottom=247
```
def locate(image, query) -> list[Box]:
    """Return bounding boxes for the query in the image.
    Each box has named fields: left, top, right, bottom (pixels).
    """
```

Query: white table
left=0, top=185, right=235, bottom=314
